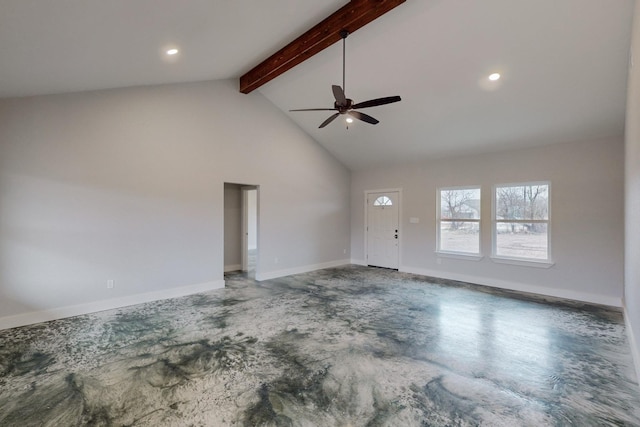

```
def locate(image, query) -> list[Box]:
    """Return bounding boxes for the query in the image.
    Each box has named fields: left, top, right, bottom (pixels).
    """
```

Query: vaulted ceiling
left=0, top=0, right=634, bottom=170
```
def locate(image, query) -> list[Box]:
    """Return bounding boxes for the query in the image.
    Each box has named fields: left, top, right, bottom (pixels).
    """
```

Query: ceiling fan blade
left=352, top=96, right=401, bottom=110
left=290, top=108, right=336, bottom=112
left=319, top=113, right=340, bottom=128
left=332, top=85, right=347, bottom=106
left=348, top=111, right=379, bottom=125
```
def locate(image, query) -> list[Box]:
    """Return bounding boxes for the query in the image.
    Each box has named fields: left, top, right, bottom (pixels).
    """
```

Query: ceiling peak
left=239, top=0, right=406, bottom=94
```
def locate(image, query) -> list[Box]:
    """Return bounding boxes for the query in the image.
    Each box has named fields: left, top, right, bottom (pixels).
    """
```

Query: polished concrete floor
left=1, top=265, right=639, bottom=426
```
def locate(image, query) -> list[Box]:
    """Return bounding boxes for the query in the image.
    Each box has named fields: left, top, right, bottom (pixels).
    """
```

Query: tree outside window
left=494, top=183, right=550, bottom=261
left=437, top=187, right=481, bottom=255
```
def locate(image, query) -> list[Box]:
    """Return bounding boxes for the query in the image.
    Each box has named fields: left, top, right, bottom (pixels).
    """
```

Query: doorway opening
left=224, top=183, right=259, bottom=278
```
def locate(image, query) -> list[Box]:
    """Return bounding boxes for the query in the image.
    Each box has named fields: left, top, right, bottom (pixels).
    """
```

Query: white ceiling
left=0, top=0, right=635, bottom=170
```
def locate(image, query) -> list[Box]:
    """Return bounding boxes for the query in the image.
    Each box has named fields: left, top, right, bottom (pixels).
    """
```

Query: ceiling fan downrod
left=340, top=29, right=348, bottom=95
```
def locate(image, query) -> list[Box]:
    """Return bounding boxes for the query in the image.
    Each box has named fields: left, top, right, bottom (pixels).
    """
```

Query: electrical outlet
left=107, top=279, right=114, bottom=289
left=436, top=258, right=442, bottom=265
left=274, top=257, right=279, bottom=264
left=343, top=248, right=347, bottom=254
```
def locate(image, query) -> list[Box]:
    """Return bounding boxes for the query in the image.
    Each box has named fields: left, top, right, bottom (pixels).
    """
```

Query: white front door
left=366, top=191, right=399, bottom=269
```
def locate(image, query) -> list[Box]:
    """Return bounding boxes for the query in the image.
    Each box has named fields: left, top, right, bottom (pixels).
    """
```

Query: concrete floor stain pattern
left=0, top=265, right=639, bottom=426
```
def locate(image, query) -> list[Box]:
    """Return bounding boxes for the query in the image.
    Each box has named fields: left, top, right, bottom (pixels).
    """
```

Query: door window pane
left=373, top=196, right=393, bottom=206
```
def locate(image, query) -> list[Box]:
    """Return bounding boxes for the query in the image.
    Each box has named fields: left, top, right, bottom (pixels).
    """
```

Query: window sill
left=490, top=256, right=555, bottom=269
left=436, top=251, right=484, bottom=261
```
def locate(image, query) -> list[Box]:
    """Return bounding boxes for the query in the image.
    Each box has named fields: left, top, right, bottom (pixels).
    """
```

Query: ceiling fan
left=289, top=29, right=401, bottom=128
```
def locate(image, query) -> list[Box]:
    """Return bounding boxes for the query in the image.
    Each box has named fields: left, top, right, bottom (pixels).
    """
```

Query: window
left=437, top=187, right=481, bottom=255
left=373, top=196, right=393, bottom=206
left=493, top=182, right=550, bottom=263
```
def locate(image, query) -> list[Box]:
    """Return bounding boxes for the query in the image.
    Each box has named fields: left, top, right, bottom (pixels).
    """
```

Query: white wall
left=352, top=137, right=624, bottom=306
left=0, top=79, right=351, bottom=328
left=625, top=0, right=640, bottom=381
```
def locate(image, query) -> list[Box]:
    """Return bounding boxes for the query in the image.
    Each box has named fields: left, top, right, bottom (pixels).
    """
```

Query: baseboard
left=350, top=259, right=367, bottom=266
left=224, top=264, right=242, bottom=273
left=399, top=265, right=622, bottom=307
left=624, top=304, right=640, bottom=385
left=256, top=259, right=351, bottom=281
left=0, top=279, right=225, bottom=331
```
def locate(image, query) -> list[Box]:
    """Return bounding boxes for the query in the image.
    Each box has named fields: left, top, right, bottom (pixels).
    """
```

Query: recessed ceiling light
left=346, top=117, right=354, bottom=123
left=488, top=73, right=501, bottom=81
left=166, top=48, right=179, bottom=56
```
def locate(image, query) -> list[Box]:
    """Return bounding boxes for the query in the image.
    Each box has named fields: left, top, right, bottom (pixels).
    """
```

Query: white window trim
left=436, top=251, right=484, bottom=261
left=490, top=255, right=554, bottom=268
left=436, top=185, right=482, bottom=257
left=491, top=181, right=553, bottom=266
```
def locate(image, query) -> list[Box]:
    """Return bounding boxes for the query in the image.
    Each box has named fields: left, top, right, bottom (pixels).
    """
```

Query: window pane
left=440, top=221, right=480, bottom=253
left=374, top=196, right=392, bottom=206
left=440, top=188, right=481, bottom=220
left=496, top=223, right=548, bottom=259
left=496, top=184, right=548, bottom=220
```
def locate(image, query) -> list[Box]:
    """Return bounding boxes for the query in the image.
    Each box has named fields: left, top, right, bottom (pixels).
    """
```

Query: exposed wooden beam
left=239, top=0, right=405, bottom=94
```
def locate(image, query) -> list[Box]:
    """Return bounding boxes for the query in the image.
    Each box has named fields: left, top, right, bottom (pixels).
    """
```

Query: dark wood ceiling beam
left=239, top=0, right=405, bottom=94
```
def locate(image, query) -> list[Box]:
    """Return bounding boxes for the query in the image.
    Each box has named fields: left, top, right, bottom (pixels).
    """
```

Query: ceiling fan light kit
left=290, top=29, right=401, bottom=129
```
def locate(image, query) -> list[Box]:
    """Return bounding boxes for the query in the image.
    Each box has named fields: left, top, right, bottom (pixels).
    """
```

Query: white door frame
left=241, top=188, right=249, bottom=272
left=364, top=188, right=402, bottom=269
left=240, top=185, right=259, bottom=275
